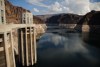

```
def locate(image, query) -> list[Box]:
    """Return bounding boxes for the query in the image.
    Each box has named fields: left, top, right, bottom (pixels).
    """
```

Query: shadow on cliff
left=75, top=10, right=100, bottom=48
left=45, top=14, right=61, bottom=26
left=88, top=11, right=100, bottom=47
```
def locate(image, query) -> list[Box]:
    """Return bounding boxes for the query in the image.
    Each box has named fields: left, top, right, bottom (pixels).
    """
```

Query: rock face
left=59, top=14, right=82, bottom=28
left=5, top=0, right=30, bottom=24
left=75, top=10, right=100, bottom=47
left=36, top=13, right=82, bottom=29
left=59, top=14, right=82, bottom=24
left=75, top=10, right=100, bottom=32
left=37, top=14, right=60, bottom=26
left=86, top=11, right=100, bottom=47
left=5, top=0, right=46, bottom=24
left=33, top=16, right=47, bottom=38
left=88, top=11, right=100, bottom=32
left=74, top=11, right=92, bottom=32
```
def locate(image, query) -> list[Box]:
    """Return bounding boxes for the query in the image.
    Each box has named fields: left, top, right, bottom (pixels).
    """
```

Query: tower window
left=1, top=10, right=3, bottom=16
left=1, top=10, right=4, bottom=23
left=1, top=17, right=4, bottom=23
left=24, top=14, right=25, bottom=17
left=23, top=20, right=25, bottom=24
left=1, top=1, right=2, bottom=6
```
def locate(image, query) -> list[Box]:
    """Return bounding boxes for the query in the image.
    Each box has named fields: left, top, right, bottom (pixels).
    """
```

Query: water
left=35, top=32, right=100, bottom=67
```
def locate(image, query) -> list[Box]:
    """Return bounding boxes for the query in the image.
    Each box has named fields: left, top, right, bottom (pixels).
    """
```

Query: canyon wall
left=37, top=13, right=82, bottom=28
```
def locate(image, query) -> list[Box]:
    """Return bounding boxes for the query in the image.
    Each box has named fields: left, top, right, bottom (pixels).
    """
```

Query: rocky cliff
left=75, top=10, right=100, bottom=32
left=74, top=10, right=100, bottom=47
left=87, top=11, right=100, bottom=47
left=5, top=0, right=30, bottom=24
left=36, top=13, right=82, bottom=29
left=5, top=0, right=46, bottom=25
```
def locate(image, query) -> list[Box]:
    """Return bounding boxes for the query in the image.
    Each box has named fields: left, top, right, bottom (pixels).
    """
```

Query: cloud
left=90, top=0, right=100, bottom=2
left=90, top=2, right=100, bottom=11
left=26, top=0, right=100, bottom=15
left=25, top=0, right=49, bottom=8
left=33, top=8, right=39, bottom=12
left=48, top=0, right=92, bottom=14
left=49, top=2, right=63, bottom=12
left=60, top=0, right=91, bottom=15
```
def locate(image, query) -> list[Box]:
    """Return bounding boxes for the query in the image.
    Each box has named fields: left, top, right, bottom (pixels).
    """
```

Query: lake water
left=34, top=31, right=100, bottom=67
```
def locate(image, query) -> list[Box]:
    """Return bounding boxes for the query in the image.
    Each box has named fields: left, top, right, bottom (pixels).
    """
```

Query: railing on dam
left=0, top=24, right=37, bottom=67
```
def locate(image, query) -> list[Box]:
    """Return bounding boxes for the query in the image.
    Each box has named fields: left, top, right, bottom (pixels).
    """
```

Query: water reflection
left=36, top=33, right=100, bottom=67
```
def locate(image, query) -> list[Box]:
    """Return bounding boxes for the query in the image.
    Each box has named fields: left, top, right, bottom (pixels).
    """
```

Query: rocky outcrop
left=75, top=10, right=100, bottom=32
left=75, top=10, right=100, bottom=47
left=88, top=11, right=100, bottom=32
left=75, top=11, right=93, bottom=32
left=33, top=16, right=47, bottom=38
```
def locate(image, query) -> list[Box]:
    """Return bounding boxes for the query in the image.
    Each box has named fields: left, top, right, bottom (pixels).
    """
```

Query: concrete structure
left=22, top=12, right=33, bottom=24
left=21, top=11, right=36, bottom=66
left=0, top=30, right=16, bottom=67
left=0, top=24, right=37, bottom=67
left=0, top=0, right=37, bottom=67
left=18, top=26, right=37, bottom=66
left=0, top=0, right=6, bottom=24
left=0, top=0, right=15, bottom=67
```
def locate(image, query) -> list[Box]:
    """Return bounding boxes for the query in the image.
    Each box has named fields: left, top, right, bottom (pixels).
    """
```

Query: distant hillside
left=33, top=16, right=44, bottom=24
left=36, top=14, right=54, bottom=22
left=36, top=13, right=83, bottom=26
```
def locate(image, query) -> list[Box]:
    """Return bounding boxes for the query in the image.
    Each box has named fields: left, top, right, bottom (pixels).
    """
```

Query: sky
left=8, top=0, right=100, bottom=15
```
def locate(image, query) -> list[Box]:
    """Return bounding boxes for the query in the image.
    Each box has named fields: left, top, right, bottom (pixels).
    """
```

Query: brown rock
left=5, top=0, right=30, bottom=24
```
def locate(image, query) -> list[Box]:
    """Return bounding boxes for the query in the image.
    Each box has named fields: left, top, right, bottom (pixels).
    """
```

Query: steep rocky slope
left=74, top=10, right=100, bottom=47
left=75, top=10, right=100, bottom=32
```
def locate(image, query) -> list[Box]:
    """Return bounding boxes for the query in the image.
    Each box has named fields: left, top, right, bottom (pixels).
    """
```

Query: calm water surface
left=34, top=32, right=100, bottom=67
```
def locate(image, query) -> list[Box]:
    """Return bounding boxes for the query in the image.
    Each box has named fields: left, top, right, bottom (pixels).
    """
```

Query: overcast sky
left=9, top=0, right=100, bottom=15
